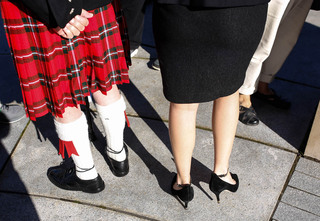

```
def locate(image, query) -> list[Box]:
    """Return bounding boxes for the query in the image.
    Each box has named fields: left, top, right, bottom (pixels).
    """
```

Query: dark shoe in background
left=152, top=59, right=160, bottom=71
left=253, top=90, right=291, bottom=109
left=239, top=105, right=260, bottom=126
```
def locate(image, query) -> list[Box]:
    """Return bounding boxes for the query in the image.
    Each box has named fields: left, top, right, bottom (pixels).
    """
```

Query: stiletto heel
left=209, top=169, right=239, bottom=203
left=171, top=174, right=194, bottom=209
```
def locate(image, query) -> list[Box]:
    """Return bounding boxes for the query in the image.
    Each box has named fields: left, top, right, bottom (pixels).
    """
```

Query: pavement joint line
left=0, top=119, right=31, bottom=176
left=293, top=170, right=320, bottom=181
left=132, top=57, right=152, bottom=61
left=0, top=190, right=161, bottom=221
left=270, top=155, right=301, bottom=219
left=234, top=134, right=300, bottom=155
left=287, top=184, right=320, bottom=198
left=275, top=76, right=320, bottom=90
left=126, top=113, right=301, bottom=155
left=277, top=201, right=320, bottom=218
left=301, top=155, right=320, bottom=164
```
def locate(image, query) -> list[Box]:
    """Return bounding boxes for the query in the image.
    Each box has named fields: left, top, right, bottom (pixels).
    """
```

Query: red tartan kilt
left=0, top=1, right=129, bottom=121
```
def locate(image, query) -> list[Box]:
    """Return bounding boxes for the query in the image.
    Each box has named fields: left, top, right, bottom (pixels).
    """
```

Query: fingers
left=62, top=25, right=75, bottom=39
left=54, top=9, right=93, bottom=39
left=81, top=9, right=94, bottom=18
left=54, top=27, right=68, bottom=38
left=64, top=23, right=80, bottom=38
left=70, top=16, right=88, bottom=31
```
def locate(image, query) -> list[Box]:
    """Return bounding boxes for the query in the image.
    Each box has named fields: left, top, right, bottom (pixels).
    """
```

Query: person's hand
left=54, top=9, right=93, bottom=39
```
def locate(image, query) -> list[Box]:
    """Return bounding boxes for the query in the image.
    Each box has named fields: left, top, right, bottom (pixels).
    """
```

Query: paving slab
left=122, top=58, right=307, bottom=153
left=280, top=186, right=320, bottom=216
left=272, top=202, right=320, bottom=221
left=0, top=193, right=146, bottom=221
left=288, top=170, right=320, bottom=196
left=306, top=10, right=320, bottom=27
left=277, top=21, right=320, bottom=88
left=0, top=118, right=29, bottom=170
left=0, top=113, right=296, bottom=220
left=295, top=157, right=320, bottom=179
left=251, top=79, right=320, bottom=152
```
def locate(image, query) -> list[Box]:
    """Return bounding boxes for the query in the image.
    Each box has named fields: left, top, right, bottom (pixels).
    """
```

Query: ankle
left=106, top=146, right=126, bottom=161
left=75, top=165, right=98, bottom=180
left=239, top=94, right=251, bottom=108
left=176, top=174, right=191, bottom=186
left=257, top=82, right=273, bottom=95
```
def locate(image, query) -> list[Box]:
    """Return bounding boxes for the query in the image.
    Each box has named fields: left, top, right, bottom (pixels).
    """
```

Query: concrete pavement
left=0, top=5, right=320, bottom=221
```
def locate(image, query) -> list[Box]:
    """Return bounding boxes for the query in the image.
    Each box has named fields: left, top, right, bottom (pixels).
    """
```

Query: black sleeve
left=18, top=0, right=57, bottom=27
left=47, top=0, right=83, bottom=28
left=17, top=0, right=83, bottom=28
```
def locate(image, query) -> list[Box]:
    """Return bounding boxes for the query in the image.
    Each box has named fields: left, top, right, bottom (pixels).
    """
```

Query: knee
left=56, top=106, right=82, bottom=123
left=170, top=102, right=199, bottom=112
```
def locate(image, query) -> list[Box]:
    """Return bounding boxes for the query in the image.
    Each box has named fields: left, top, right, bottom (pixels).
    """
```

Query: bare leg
left=169, top=102, right=199, bottom=187
left=55, top=106, right=82, bottom=123
left=55, top=84, right=122, bottom=122
left=93, top=85, right=121, bottom=106
left=213, top=90, right=239, bottom=184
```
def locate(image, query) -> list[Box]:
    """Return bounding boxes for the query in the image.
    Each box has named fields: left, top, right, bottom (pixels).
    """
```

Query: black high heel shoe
left=209, top=169, right=239, bottom=203
left=171, top=174, right=194, bottom=209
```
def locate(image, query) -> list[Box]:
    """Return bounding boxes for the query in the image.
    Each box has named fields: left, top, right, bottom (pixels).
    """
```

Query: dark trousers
left=120, top=0, right=148, bottom=50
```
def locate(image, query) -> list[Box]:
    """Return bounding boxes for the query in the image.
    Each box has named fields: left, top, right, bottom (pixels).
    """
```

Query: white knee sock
left=96, top=96, right=126, bottom=161
left=54, top=113, right=98, bottom=180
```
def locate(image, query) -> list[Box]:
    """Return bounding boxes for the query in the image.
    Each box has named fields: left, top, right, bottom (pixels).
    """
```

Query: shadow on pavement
left=254, top=22, right=320, bottom=152
left=119, top=82, right=214, bottom=200
left=0, top=112, right=39, bottom=220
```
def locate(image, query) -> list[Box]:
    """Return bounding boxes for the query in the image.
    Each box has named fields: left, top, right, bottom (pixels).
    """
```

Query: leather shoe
left=239, top=105, right=259, bottom=126
left=47, top=159, right=105, bottom=193
left=253, top=90, right=291, bottom=109
left=106, top=144, right=129, bottom=177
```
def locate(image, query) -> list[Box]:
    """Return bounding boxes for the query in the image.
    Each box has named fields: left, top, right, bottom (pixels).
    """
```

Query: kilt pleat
left=0, top=1, right=129, bottom=120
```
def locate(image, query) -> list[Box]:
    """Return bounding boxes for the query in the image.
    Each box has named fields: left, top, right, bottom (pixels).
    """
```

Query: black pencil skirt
left=153, top=3, right=268, bottom=103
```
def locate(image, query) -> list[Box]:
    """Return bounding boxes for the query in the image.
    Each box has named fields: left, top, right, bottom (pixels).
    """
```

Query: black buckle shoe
left=239, top=105, right=259, bottom=126
left=253, top=90, right=291, bottom=109
left=47, top=159, right=105, bottom=193
left=106, top=144, right=129, bottom=177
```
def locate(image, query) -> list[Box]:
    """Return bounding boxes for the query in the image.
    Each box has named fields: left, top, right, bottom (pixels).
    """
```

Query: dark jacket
left=14, top=0, right=112, bottom=28
left=155, top=0, right=270, bottom=7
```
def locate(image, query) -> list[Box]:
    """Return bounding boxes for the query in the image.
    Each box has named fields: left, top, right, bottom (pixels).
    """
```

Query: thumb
left=81, top=9, right=94, bottom=18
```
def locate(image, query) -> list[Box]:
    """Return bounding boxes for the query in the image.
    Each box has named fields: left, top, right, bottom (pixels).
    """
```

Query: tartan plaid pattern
left=0, top=1, right=129, bottom=121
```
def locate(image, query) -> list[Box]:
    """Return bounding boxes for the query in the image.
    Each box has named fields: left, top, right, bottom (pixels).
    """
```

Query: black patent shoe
left=209, top=170, right=239, bottom=203
left=47, top=160, right=105, bottom=193
left=253, top=90, right=291, bottom=109
left=239, top=105, right=259, bottom=126
left=106, top=144, right=129, bottom=177
left=171, top=174, right=194, bottom=209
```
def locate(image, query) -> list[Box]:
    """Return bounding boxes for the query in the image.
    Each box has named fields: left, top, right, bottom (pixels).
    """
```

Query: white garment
left=239, top=0, right=313, bottom=95
left=54, top=113, right=98, bottom=180
left=96, top=95, right=127, bottom=161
